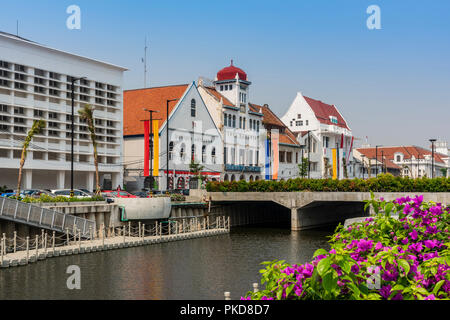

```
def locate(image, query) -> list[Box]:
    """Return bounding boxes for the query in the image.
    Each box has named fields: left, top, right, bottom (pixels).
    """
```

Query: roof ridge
left=124, top=84, right=189, bottom=92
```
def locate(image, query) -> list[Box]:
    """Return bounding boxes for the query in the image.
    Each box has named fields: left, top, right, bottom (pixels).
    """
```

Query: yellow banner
left=332, top=148, right=337, bottom=180
left=153, top=120, right=159, bottom=177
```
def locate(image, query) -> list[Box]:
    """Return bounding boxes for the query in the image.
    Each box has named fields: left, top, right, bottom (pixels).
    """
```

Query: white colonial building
left=123, top=82, right=222, bottom=191
left=0, top=31, right=126, bottom=191
left=281, top=92, right=353, bottom=179
left=198, top=61, right=264, bottom=182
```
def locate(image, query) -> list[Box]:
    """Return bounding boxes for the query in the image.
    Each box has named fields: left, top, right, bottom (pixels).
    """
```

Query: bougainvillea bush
left=242, top=194, right=450, bottom=300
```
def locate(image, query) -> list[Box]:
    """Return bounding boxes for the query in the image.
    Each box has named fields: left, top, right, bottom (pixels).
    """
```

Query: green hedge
left=17, top=194, right=105, bottom=203
left=206, top=174, right=450, bottom=193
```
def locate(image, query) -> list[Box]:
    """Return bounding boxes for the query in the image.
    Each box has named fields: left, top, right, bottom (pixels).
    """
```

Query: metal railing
left=0, top=197, right=95, bottom=238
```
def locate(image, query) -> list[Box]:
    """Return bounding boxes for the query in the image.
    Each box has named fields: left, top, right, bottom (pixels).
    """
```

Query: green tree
left=298, top=157, right=309, bottom=178
left=440, top=168, right=448, bottom=177
left=189, top=159, right=205, bottom=189
left=78, top=104, right=100, bottom=195
left=16, top=120, right=46, bottom=199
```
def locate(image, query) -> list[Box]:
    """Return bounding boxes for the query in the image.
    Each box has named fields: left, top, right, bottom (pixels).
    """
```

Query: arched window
left=180, top=143, right=185, bottom=160
left=191, top=99, right=196, bottom=117
left=232, top=115, right=236, bottom=128
left=224, top=174, right=229, bottom=181
left=211, top=147, right=216, bottom=164
left=224, top=113, right=227, bottom=127
left=202, top=145, right=206, bottom=163
left=228, top=114, right=232, bottom=127
left=230, top=174, right=236, bottom=182
left=177, top=177, right=185, bottom=190
left=249, top=175, right=254, bottom=182
left=168, top=141, right=174, bottom=160
left=239, top=175, right=245, bottom=181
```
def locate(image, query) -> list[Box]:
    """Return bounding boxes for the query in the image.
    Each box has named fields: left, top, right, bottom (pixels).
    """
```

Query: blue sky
left=1, top=0, right=449, bottom=148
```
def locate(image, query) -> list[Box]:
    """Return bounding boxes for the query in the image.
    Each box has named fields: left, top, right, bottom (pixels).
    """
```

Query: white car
left=50, top=189, right=91, bottom=199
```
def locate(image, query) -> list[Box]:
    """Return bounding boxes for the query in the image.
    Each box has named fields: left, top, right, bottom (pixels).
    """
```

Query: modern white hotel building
left=0, top=31, right=127, bottom=191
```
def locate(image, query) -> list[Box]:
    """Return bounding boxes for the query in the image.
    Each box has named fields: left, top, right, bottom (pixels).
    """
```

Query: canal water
left=0, top=225, right=333, bottom=300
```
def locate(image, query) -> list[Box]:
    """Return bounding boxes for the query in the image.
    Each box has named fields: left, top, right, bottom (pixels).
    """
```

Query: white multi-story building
left=281, top=92, right=353, bottom=179
left=198, top=61, right=264, bottom=182
left=0, top=31, right=126, bottom=191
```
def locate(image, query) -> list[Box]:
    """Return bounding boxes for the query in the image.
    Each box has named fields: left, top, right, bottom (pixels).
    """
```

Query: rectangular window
left=286, top=152, right=292, bottom=163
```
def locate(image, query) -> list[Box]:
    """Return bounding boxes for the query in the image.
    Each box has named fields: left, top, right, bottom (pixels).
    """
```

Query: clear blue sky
left=1, top=0, right=449, bottom=148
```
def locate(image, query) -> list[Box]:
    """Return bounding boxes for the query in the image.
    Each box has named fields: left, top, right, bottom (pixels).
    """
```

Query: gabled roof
left=356, top=146, right=446, bottom=164
left=202, top=86, right=235, bottom=107
left=252, top=103, right=300, bottom=147
left=123, top=84, right=189, bottom=136
left=303, top=96, right=350, bottom=130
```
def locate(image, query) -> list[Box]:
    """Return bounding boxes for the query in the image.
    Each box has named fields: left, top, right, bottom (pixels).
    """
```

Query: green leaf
left=391, top=284, right=404, bottom=291
left=432, top=280, right=445, bottom=295
left=322, top=271, right=337, bottom=293
left=384, top=202, right=394, bottom=216
left=317, top=257, right=332, bottom=276
left=398, top=259, right=410, bottom=276
left=313, top=248, right=328, bottom=258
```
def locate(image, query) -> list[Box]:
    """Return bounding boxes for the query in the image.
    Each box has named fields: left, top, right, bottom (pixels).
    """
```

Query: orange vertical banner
left=153, top=120, right=159, bottom=177
left=332, top=148, right=337, bottom=180
left=272, top=129, right=279, bottom=180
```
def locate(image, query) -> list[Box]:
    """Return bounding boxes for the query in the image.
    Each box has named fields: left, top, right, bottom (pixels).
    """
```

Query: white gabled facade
left=281, top=92, right=353, bottom=179
left=0, top=31, right=126, bottom=191
left=123, top=82, right=222, bottom=191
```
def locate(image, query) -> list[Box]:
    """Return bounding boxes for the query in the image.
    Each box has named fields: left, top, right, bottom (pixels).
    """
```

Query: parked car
left=79, top=188, right=95, bottom=196
left=101, top=190, right=138, bottom=199
left=130, top=191, right=150, bottom=198
left=22, top=189, right=55, bottom=198
left=51, top=189, right=91, bottom=199
left=1, top=190, right=17, bottom=197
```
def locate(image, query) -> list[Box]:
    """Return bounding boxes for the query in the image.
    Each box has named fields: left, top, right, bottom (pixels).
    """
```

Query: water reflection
left=0, top=226, right=332, bottom=300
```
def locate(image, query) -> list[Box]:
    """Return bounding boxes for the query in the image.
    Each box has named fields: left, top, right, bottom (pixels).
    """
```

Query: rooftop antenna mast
left=142, top=36, right=148, bottom=88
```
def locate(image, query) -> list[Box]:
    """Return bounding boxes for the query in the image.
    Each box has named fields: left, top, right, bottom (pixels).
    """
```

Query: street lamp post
left=381, top=150, right=384, bottom=174
left=375, top=145, right=381, bottom=178
left=361, top=155, right=365, bottom=179
left=143, top=108, right=159, bottom=190
left=70, top=76, right=86, bottom=198
left=307, top=131, right=311, bottom=179
left=429, top=139, right=436, bottom=178
left=166, top=99, right=178, bottom=192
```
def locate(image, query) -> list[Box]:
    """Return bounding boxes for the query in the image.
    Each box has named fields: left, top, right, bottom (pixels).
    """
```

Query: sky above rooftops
left=0, top=0, right=448, bottom=149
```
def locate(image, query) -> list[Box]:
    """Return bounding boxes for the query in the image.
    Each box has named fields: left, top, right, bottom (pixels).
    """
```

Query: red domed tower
left=214, top=60, right=251, bottom=107
left=216, top=60, right=247, bottom=81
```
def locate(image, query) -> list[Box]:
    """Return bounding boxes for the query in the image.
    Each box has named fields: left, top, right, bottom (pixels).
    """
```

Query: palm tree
left=78, top=104, right=100, bottom=195
left=16, top=119, right=46, bottom=199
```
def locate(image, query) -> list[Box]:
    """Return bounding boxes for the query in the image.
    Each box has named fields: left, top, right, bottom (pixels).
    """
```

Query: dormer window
left=394, top=153, right=403, bottom=162
left=329, top=116, right=338, bottom=124
left=297, top=114, right=301, bottom=119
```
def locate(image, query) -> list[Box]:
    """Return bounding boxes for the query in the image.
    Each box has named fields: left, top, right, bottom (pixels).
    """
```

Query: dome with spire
left=216, top=60, right=247, bottom=81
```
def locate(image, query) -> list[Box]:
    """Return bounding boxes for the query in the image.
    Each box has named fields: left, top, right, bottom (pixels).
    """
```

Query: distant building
left=198, top=61, right=264, bottom=182
left=354, top=143, right=449, bottom=178
left=281, top=92, right=353, bottom=179
left=123, top=83, right=222, bottom=191
left=0, top=31, right=126, bottom=191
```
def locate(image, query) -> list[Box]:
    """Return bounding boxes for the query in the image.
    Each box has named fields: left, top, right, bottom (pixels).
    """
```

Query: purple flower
left=401, top=237, right=409, bottom=245
left=329, top=249, right=337, bottom=254
left=426, top=225, right=438, bottom=234
left=351, top=263, right=360, bottom=274
left=424, top=294, right=435, bottom=300
left=379, top=285, right=392, bottom=299
left=375, top=242, right=383, bottom=250
left=357, top=239, right=373, bottom=252
left=409, top=230, right=418, bottom=241
left=392, top=293, right=404, bottom=300
left=423, top=239, right=439, bottom=249
left=408, top=242, right=423, bottom=253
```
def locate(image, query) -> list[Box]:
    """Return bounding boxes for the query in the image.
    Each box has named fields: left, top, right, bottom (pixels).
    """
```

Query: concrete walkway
left=0, top=228, right=229, bottom=269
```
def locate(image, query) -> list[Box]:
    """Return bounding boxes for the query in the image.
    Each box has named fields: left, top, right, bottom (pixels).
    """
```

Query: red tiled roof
left=304, top=96, right=350, bottom=130
left=356, top=146, right=446, bottom=164
left=123, top=84, right=188, bottom=136
left=203, top=86, right=235, bottom=107
left=252, top=103, right=300, bottom=146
